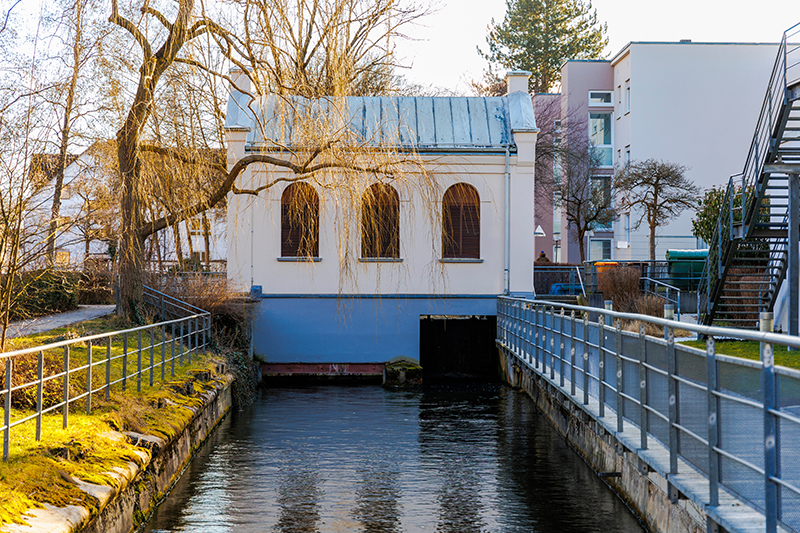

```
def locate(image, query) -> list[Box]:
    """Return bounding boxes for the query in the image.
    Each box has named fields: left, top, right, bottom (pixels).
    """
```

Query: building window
left=625, top=80, right=631, bottom=113
left=590, top=239, right=612, bottom=261
left=443, top=183, right=480, bottom=259
left=55, top=251, right=70, bottom=267
left=589, top=112, right=613, bottom=167
left=625, top=146, right=631, bottom=167
left=553, top=191, right=562, bottom=238
left=362, top=183, right=399, bottom=258
left=591, top=176, right=612, bottom=231
left=188, top=217, right=203, bottom=236
left=588, top=91, right=612, bottom=106
left=281, top=182, right=319, bottom=257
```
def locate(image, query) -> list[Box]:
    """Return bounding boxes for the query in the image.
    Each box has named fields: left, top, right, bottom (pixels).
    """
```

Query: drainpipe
left=504, top=146, right=511, bottom=295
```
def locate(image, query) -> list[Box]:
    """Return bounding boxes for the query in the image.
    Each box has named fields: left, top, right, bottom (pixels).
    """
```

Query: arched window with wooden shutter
left=361, top=183, right=400, bottom=258
left=443, top=183, right=480, bottom=259
left=281, top=182, right=319, bottom=257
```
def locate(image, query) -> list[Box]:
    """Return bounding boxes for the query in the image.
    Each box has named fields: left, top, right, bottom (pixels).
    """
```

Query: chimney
left=229, top=67, right=252, bottom=95
left=505, top=70, right=531, bottom=95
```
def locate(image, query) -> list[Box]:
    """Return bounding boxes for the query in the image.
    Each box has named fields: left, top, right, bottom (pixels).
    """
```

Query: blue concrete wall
left=252, top=295, right=498, bottom=363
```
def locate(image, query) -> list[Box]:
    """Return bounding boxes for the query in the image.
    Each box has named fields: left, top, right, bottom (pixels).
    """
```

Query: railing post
left=36, top=351, right=44, bottom=441
left=525, top=305, right=532, bottom=365
left=534, top=305, right=541, bottom=370
left=137, top=329, right=142, bottom=392
left=762, top=312, right=778, bottom=533
left=616, top=318, right=624, bottom=433
left=583, top=313, right=590, bottom=405
left=161, top=323, right=166, bottom=382
left=549, top=307, right=555, bottom=380
left=86, top=342, right=92, bottom=414
left=598, top=313, right=606, bottom=418
left=559, top=308, right=565, bottom=387
left=63, top=345, right=69, bottom=430
left=639, top=324, right=648, bottom=450
left=122, top=334, right=128, bottom=391
left=160, top=293, right=165, bottom=321
left=667, top=325, right=678, bottom=475
left=180, top=321, right=185, bottom=366
left=707, top=336, right=719, bottom=507
left=4, top=357, right=11, bottom=461
left=105, top=337, right=111, bottom=400
left=570, top=310, right=576, bottom=396
left=171, top=322, right=176, bottom=376
left=188, top=319, right=193, bottom=364
left=150, top=328, right=155, bottom=387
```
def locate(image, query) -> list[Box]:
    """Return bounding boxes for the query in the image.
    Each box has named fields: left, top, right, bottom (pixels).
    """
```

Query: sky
left=396, top=0, right=800, bottom=93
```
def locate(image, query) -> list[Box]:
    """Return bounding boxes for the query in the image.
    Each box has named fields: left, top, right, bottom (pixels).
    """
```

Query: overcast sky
left=396, top=0, right=800, bottom=93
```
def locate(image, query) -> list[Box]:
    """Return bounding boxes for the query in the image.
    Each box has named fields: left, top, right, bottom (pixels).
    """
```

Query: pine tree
left=479, top=0, right=608, bottom=93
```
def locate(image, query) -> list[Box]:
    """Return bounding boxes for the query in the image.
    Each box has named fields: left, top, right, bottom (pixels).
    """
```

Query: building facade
left=225, top=72, right=538, bottom=370
left=552, top=42, right=779, bottom=263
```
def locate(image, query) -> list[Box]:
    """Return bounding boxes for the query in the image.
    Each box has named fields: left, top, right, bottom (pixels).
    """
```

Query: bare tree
left=615, top=158, right=700, bottom=261
left=107, top=0, right=432, bottom=321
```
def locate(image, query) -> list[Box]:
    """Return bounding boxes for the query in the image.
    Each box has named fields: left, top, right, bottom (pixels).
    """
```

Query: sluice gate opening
left=419, top=315, right=498, bottom=382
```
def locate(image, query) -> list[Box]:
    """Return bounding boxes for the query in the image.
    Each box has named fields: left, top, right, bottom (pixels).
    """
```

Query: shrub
left=79, top=270, right=114, bottom=305
left=597, top=267, right=641, bottom=312
left=9, top=270, right=80, bottom=320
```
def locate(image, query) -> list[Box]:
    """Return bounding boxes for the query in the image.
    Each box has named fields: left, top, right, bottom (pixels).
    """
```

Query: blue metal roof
left=225, top=92, right=537, bottom=152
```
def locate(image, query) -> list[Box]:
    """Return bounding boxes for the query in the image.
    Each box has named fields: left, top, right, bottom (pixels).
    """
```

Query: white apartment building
left=553, top=41, right=779, bottom=263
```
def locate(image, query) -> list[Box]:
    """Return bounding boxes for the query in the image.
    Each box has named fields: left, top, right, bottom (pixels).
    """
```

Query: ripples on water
left=142, top=383, right=645, bottom=533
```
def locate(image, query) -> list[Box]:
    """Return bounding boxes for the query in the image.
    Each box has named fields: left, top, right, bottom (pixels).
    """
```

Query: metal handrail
left=698, top=22, right=800, bottom=323
left=641, top=277, right=681, bottom=321
left=497, top=295, right=800, bottom=533
left=0, top=292, right=211, bottom=461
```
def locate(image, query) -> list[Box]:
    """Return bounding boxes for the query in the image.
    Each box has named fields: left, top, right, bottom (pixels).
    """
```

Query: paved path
left=2, top=305, right=116, bottom=340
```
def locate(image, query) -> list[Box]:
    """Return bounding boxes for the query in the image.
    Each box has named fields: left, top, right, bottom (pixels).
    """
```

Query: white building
left=554, top=41, right=779, bottom=263
left=225, top=72, right=538, bottom=372
left=29, top=143, right=227, bottom=271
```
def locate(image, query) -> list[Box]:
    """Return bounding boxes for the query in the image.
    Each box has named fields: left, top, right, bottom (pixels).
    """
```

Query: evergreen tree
left=479, top=0, right=608, bottom=93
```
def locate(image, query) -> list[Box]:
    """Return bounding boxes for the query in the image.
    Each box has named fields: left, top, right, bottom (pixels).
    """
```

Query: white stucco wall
left=226, top=150, right=536, bottom=297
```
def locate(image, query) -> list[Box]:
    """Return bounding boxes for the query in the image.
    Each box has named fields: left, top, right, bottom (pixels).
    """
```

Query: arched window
left=361, top=183, right=399, bottom=258
left=281, top=182, right=319, bottom=257
left=443, top=183, right=480, bottom=259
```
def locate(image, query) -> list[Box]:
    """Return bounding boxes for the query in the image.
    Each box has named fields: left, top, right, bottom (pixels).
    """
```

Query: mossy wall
left=76, top=379, right=232, bottom=533
left=497, top=348, right=704, bottom=533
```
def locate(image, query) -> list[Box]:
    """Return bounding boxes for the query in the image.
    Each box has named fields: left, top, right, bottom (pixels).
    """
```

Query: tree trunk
left=202, top=210, right=211, bottom=268
left=172, top=222, right=183, bottom=269
left=649, top=222, right=657, bottom=261
left=47, top=0, right=83, bottom=265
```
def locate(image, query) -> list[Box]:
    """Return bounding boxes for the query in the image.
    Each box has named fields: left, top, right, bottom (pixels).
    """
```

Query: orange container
left=595, top=261, right=618, bottom=274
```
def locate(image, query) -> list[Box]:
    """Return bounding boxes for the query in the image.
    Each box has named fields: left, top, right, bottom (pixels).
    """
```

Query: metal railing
left=533, top=265, right=586, bottom=297
left=497, top=296, right=800, bottom=533
left=0, top=289, right=211, bottom=461
left=698, top=22, right=800, bottom=322
left=641, top=277, right=681, bottom=321
left=585, top=260, right=703, bottom=296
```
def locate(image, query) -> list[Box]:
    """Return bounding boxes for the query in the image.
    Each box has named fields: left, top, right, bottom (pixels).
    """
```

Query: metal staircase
left=698, top=23, right=800, bottom=328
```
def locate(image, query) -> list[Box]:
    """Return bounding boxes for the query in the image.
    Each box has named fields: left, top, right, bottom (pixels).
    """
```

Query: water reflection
left=142, top=384, right=644, bottom=533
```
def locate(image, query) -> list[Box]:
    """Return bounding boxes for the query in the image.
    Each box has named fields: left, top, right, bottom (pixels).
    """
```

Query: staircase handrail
left=698, top=23, right=800, bottom=323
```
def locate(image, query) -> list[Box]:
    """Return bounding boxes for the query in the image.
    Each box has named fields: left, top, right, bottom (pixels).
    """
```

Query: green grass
left=0, top=316, right=226, bottom=527
left=681, top=339, right=800, bottom=370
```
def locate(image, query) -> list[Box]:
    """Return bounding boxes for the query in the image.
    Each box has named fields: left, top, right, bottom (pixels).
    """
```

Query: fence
left=533, top=265, right=586, bottom=297
left=497, top=296, right=800, bottom=533
left=0, top=286, right=211, bottom=461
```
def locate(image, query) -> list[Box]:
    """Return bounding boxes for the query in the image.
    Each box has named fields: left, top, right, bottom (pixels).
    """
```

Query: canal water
left=142, top=383, right=645, bottom=533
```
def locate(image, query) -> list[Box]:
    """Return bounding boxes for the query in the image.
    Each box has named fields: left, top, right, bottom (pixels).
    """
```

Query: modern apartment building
left=549, top=41, right=779, bottom=263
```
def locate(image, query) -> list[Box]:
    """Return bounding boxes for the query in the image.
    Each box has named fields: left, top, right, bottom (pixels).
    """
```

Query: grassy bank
left=680, top=339, right=800, bottom=371
left=0, top=316, right=227, bottom=528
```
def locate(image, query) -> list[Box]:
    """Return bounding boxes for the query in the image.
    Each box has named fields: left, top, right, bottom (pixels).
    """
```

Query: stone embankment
left=2, top=375, right=232, bottom=533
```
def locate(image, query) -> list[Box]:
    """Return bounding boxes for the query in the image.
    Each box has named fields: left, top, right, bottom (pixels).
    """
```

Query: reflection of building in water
left=353, top=467, right=402, bottom=533
left=275, top=470, right=322, bottom=533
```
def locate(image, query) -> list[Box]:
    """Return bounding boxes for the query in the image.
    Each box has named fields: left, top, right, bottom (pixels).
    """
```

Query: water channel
left=142, top=383, right=645, bottom=533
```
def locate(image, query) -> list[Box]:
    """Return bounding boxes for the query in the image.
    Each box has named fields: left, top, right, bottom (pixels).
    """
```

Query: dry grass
left=597, top=267, right=641, bottom=312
